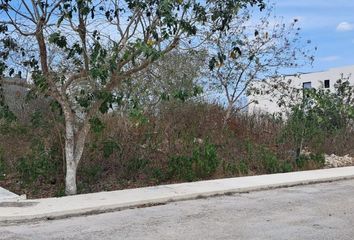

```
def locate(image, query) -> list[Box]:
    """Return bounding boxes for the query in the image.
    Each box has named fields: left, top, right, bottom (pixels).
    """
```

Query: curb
left=1, top=166, right=354, bottom=225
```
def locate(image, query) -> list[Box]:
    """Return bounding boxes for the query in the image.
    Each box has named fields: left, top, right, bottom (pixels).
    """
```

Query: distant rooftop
left=280, top=64, right=354, bottom=78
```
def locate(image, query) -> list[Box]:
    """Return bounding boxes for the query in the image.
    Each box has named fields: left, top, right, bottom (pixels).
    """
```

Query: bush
left=281, top=162, right=293, bottom=173
left=223, top=160, right=249, bottom=176
left=296, top=153, right=325, bottom=169
left=102, top=139, right=120, bottom=158
left=168, top=142, right=219, bottom=181
left=262, top=148, right=281, bottom=174
left=16, top=140, right=60, bottom=185
left=125, top=158, right=149, bottom=180
left=168, top=155, right=195, bottom=181
left=80, top=164, right=104, bottom=183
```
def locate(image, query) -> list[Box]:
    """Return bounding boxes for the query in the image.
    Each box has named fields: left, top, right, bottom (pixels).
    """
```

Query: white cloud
left=336, top=22, right=354, bottom=32
left=319, top=56, right=340, bottom=62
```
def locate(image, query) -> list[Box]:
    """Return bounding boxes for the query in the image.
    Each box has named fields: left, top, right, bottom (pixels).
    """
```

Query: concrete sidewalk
left=0, top=187, right=20, bottom=202
left=1, top=166, right=354, bottom=224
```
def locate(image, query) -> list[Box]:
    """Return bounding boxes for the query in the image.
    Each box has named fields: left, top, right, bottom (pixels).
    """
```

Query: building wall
left=248, top=65, right=354, bottom=115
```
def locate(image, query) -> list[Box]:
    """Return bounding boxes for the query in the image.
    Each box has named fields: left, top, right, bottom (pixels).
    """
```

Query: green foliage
left=48, top=32, right=67, bottom=48
left=296, top=153, right=325, bottom=169
left=282, top=79, right=354, bottom=159
left=249, top=146, right=293, bottom=174
left=54, top=185, right=66, bottom=197
left=168, top=155, right=195, bottom=181
left=32, top=73, right=49, bottom=92
left=304, top=80, right=354, bottom=132
left=223, top=160, right=249, bottom=176
left=262, top=149, right=281, bottom=174
left=16, top=140, right=60, bottom=185
left=281, top=162, right=293, bottom=173
left=0, top=105, right=16, bottom=123
left=168, top=142, right=219, bottom=181
left=126, top=158, right=149, bottom=179
left=30, top=110, right=45, bottom=128
left=193, top=142, right=219, bottom=178
left=129, top=108, right=149, bottom=126
left=150, top=168, right=166, bottom=182
left=80, top=164, right=104, bottom=183
left=89, top=117, right=105, bottom=134
left=101, top=140, right=120, bottom=158
left=0, top=121, right=28, bottom=135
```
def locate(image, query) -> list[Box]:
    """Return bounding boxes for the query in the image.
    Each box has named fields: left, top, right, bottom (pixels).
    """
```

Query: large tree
left=0, top=0, right=265, bottom=195
left=206, top=5, right=314, bottom=123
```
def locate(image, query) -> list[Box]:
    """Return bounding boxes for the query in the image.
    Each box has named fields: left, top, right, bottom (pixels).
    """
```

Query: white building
left=248, top=65, right=354, bottom=115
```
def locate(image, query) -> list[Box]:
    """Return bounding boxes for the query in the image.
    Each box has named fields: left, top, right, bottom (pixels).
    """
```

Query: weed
left=16, top=140, right=60, bottom=185
left=168, top=155, right=195, bottom=181
left=281, top=162, right=293, bottom=173
left=102, top=140, right=120, bottom=158
left=168, top=142, right=219, bottom=181
left=238, top=161, right=249, bottom=175
left=126, top=158, right=149, bottom=180
left=223, top=160, right=249, bottom=176
left=150, top=168, right=166, bottom=182
left=80, top=165, right=104, bottom=183
left=262, top=149, right=280, bottom=174
left=296, top=153, right=325, bottom=169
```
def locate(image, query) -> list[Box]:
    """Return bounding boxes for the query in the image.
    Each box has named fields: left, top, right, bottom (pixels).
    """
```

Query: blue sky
left=273, top=0, right=354, bottom=73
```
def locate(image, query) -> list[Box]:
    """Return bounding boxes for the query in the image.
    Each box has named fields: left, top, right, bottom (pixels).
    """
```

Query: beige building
left=249, top=65, right=354, bottom=115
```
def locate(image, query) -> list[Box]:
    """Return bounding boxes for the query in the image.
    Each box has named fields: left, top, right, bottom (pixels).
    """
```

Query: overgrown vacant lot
left=1, top=100, right=353, bottom=198
left=1, top=0, right=353, bottom=198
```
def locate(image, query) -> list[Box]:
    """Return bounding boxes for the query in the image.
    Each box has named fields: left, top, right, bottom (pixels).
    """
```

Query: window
left=303, top=82, right=312, bottom=89
left=324, top=79, right=330, bottom=88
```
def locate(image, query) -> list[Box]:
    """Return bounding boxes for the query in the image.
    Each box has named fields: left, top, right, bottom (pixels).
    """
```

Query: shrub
left=262, top=149, right=281, bottom=174
left=168, top=142, right=219, bottom=181
left=193, top=142, right=219, bottom=178
left=16, top=140, right=60, bottom=185
left=281, top=162, right=293, bottom=173
left=223, top=160, right=249, bottom=176
left=102, top=139, right=120, bottom=158
left=80, top=164, right=104, bottom=183
left=168, top=155, right=195, bottom=181
left=150, top=167, right=166, bottom=182
left=126, top=158, right=149, bottom=180
left=296, top=153, right=325, bottom=169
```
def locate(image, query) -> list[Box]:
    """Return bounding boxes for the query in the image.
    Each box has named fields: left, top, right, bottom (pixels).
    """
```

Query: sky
left=273, top=0, right=354, bottom=73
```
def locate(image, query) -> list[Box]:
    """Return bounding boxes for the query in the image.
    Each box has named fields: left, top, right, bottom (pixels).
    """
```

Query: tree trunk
left=224, top=103, right=233, bottom=126
left=64, top=131, right=88, bottom=195
left=63, top=110, right=90, bottom=195
left=64, top=118, right=78, bottom=195
left=65, top=156, right=78, bottom=195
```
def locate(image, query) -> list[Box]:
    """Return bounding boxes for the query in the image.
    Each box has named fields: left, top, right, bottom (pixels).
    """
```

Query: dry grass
left=0, top=101, right=353, bottom=198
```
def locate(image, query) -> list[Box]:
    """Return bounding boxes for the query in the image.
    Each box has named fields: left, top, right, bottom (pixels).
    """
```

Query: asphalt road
left=1, top=179, right=354, bottom=240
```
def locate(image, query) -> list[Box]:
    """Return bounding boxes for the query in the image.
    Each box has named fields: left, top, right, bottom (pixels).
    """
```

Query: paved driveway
left=1, top=179, right=354, bottom=240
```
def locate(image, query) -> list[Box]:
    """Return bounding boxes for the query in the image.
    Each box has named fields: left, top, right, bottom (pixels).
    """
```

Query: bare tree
left=0, top=0, right=265, bottom=195
left=206, top=5, right=314, bottom=123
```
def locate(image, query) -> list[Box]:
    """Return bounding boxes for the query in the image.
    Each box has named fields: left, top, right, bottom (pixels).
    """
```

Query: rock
left=324, top=154, right=354, bottom=168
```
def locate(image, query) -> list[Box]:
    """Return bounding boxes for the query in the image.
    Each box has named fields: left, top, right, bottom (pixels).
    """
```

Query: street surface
left=1, top=179, right=354, bottom=240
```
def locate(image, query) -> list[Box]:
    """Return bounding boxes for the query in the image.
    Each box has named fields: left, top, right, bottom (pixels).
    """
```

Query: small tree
left=206, top=5, right=314, bottom=123
left=0, top=0, right=265, bottom=195
left=282, top=77, right=354, bottom=158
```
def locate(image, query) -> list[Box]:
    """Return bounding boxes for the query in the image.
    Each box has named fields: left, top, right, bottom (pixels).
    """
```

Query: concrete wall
left=248, top=65, right=354, bottom=115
